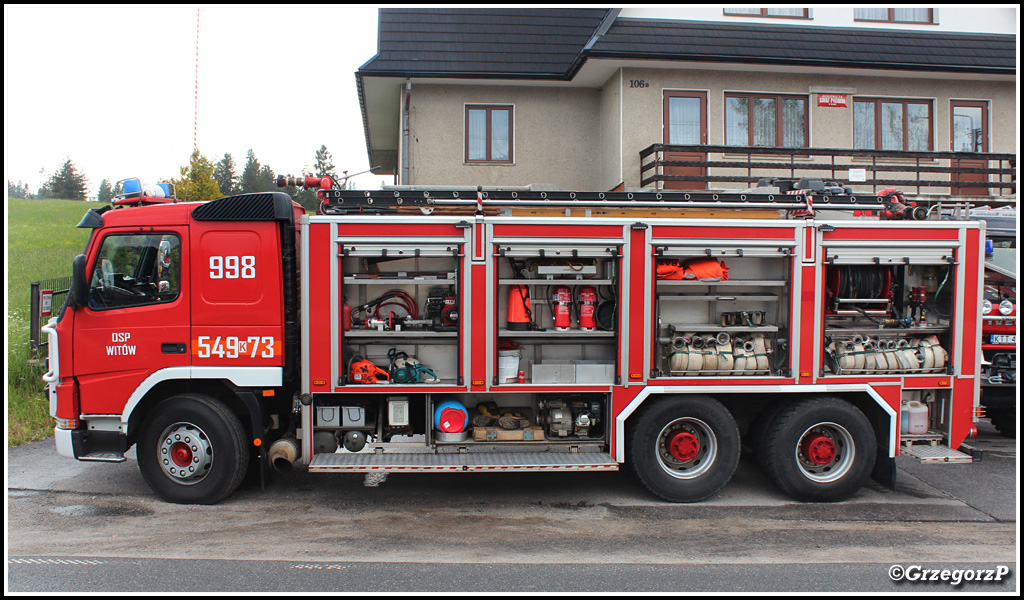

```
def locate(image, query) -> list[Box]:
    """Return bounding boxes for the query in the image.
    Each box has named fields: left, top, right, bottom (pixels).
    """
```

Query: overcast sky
left=4, top=5, right=390, bottom=197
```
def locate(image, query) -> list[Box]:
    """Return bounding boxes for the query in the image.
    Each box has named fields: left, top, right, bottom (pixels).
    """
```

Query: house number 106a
left=629, top=80, right=650, bottom=88
left=210, top=255, right=256, bottom=279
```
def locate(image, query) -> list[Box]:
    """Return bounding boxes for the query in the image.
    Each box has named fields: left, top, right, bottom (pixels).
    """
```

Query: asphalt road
left=6, top=420, right=1018, bottom=593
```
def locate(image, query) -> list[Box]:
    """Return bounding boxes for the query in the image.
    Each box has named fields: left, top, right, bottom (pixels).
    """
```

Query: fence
left=639, top=144, right=1017, bottom=201
left=29, top=276, right=73, bottom=365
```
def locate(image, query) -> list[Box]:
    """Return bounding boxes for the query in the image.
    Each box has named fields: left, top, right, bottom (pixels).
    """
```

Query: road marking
left=9, top=558, right=105, bottom=566
left=291, top=564, right=350, bottom=570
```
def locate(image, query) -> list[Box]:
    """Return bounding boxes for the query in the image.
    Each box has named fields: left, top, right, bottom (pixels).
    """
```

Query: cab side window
left=89, top=233, right=181, bottom=309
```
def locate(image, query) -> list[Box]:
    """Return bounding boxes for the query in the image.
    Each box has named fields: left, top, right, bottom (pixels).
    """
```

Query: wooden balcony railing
left=639, top=144, right=1016, bottom=202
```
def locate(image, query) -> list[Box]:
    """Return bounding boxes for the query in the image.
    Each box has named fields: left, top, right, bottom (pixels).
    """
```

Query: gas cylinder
left=578, top=286, right=597, bottom=330
left=343, top=303, right=352, bottom=332
left=552, top=285, right=572, bottom=330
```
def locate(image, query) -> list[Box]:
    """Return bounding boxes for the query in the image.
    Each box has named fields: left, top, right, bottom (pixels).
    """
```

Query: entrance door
left=950, top=101, right=989, bottom=196
left=662, top=91, right=707, bottom=190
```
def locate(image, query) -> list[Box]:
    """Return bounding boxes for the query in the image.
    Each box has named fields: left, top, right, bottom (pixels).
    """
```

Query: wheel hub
left=802, top=433, right=835, bottom=465
left=668, top=431, right=700, bottom=462
left=170, top=442, right=193, bottom=467
left=158, top=423, right=213, bottom=484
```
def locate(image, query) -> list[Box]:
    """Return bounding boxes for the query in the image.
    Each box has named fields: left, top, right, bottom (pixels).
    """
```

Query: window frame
left=853, top=8, right=935, bottom=24
left=87, top=232, right=182, bottom=311
left=723, top=92, right=810, bottom=149
left=723, top=8, right=810, bottom=19
left=853, top=97, right=934, bottom=152
left=464, top=104, right=514, bottom=165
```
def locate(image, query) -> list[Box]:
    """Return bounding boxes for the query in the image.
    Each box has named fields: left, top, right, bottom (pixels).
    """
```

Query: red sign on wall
left=818, top=94, right=848, bottom=107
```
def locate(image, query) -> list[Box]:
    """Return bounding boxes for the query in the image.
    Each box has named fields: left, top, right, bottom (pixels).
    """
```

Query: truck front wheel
left=762, top=397, right=875, bottom=502
left=137, top=393, right=249, bottom=504
left=628, top=395, right=740, bottom=502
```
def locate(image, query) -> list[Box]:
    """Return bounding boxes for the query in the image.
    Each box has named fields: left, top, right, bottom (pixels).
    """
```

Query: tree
left=214, top=152, right=237, bottom=196
left=238, top=149, right=262, bottom=194
left=172, top=149, right=221, bottom=202
left=314, top=145, right=338, bottom=181
left=97, top=178, right=114, bottom=203
left=256, top=164, right=276, bottom=193
left=47, top=158, right=89, bottom=200
left=8, top=180, right=30, bottom=199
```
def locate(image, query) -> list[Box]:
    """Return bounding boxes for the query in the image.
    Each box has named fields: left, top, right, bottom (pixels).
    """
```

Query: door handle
left=162, top=343, right=188, bottom=354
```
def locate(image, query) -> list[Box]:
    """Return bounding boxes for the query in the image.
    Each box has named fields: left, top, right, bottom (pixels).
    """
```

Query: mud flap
left=871, top=452, right=897, bottom=490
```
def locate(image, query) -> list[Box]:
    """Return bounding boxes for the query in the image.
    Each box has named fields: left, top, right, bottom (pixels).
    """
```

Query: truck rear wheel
left=137, top=393, right=249, bottom=504
left=762, top=397, right=875, bottom=502
left=988, top=408, right=1016, bottom=438
left=628, top=395, right=740, bottom=502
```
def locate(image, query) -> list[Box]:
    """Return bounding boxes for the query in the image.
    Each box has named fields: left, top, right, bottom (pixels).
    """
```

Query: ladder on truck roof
left=314, top=186, right=927, bottom=218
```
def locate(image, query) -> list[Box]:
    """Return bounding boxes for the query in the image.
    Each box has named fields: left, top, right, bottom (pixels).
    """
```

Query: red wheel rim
left=668, top=431, right=700, bottom=462
left=802, top=434, right=836, bottom=465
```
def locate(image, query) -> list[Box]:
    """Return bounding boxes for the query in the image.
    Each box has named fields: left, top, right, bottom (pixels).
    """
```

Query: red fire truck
left=973, top=207, right=1017, bottom=437
left=43, top=178, right=985, bottom=504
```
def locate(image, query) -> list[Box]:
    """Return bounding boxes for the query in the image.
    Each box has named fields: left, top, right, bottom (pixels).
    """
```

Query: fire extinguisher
left=578, top=285, right=597, bottom=331
left=552, top=285, right=572, bottom=331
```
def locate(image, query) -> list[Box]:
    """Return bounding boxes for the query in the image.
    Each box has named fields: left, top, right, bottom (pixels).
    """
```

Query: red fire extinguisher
left=578, top=285, right=597, bottom=331
left=552, top=285, right=572, bottom=331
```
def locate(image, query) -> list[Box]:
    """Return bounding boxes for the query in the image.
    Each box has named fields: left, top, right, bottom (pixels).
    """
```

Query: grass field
left=7, top=198, right=92, bottom=445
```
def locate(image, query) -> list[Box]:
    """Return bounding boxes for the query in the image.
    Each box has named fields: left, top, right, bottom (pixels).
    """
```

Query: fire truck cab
left=44, top=183, right=986, bottom=505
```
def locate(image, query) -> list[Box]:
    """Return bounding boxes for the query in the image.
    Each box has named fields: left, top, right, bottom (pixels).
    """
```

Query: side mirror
left=72, top=254, right=89, bottom=308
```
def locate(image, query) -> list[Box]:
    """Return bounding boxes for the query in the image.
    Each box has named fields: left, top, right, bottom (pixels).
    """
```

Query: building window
left=854, top=98, right=933, bottom=151
left=465, top=105, right=513, bottom=163
left=725, top=93, right=808, bottom=148
left=854, top=8, right=934, bottom=23
left=724, top=8, right=809, bottom=19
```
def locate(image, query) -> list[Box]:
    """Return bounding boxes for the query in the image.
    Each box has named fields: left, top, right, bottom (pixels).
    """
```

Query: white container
left=907, top=400, right=929, bottom=435
left=498, top=349, right=521, bottom=383
left=900, top=402, right=910, bottom=435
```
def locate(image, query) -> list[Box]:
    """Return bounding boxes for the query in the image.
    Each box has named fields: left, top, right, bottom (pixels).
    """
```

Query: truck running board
left=307, top=451, right=619, bottom=473
left=899, top=444, right=973, bottom=463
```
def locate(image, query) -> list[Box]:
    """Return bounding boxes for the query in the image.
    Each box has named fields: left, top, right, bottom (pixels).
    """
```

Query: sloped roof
left=359, top=10, right=1016, bottom=78
left=590, top=18, right=1016, bottom=74
left=359, top=8, right=613, bottom=78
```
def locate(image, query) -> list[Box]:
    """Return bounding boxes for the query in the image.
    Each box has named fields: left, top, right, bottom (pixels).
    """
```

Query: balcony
left=639, top=144, right=1016, bottom=205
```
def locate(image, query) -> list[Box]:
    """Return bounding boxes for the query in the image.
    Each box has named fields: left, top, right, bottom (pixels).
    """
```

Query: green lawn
left=7, top=198, right=92, bottom=445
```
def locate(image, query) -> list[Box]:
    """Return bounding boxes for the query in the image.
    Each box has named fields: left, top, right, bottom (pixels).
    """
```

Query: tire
left=744, top=401, right=792, bottom=469
left=137, top=393, right=249, bottom=504
left=988, top=408, right=1017, bottom=438
left=762, top=397, right=875, bottom=502
left=627, top=395, right=740, bottom=502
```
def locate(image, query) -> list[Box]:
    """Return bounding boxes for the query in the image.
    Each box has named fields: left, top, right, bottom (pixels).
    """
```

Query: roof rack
left=315, top=187, right=921, bottom=218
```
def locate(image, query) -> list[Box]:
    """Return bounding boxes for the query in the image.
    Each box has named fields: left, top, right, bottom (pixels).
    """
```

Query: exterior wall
left=617, top=66, right=1016, bottom=190
left=598, top=70, right=623, bottom=190
left=618, top=7, right=1018, bottom=35
left=405, top=83, right=603, bottom=189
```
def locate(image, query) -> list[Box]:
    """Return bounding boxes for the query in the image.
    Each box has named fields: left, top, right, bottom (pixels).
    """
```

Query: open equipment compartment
left=340, top=239, right=465, bottom=387
left=493, top=239, right=622, bottom=386
left=652, top=235, right=794, bottom=378
left=820, top=233, right=957, bottom=378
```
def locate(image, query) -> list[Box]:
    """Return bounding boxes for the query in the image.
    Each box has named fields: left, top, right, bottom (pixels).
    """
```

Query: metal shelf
left=667, top=324, right=780, bottom=333
left=498, top=329, right=616, bottom=338
left=345, top=329, right=459, bottom=338
left=659, top=294, right=779, bottom=302
left=345, top=275, right=457, bottom=285
left=656, top=279, right=787, bottom=287
left=499, top=279, right=614, bottom=286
